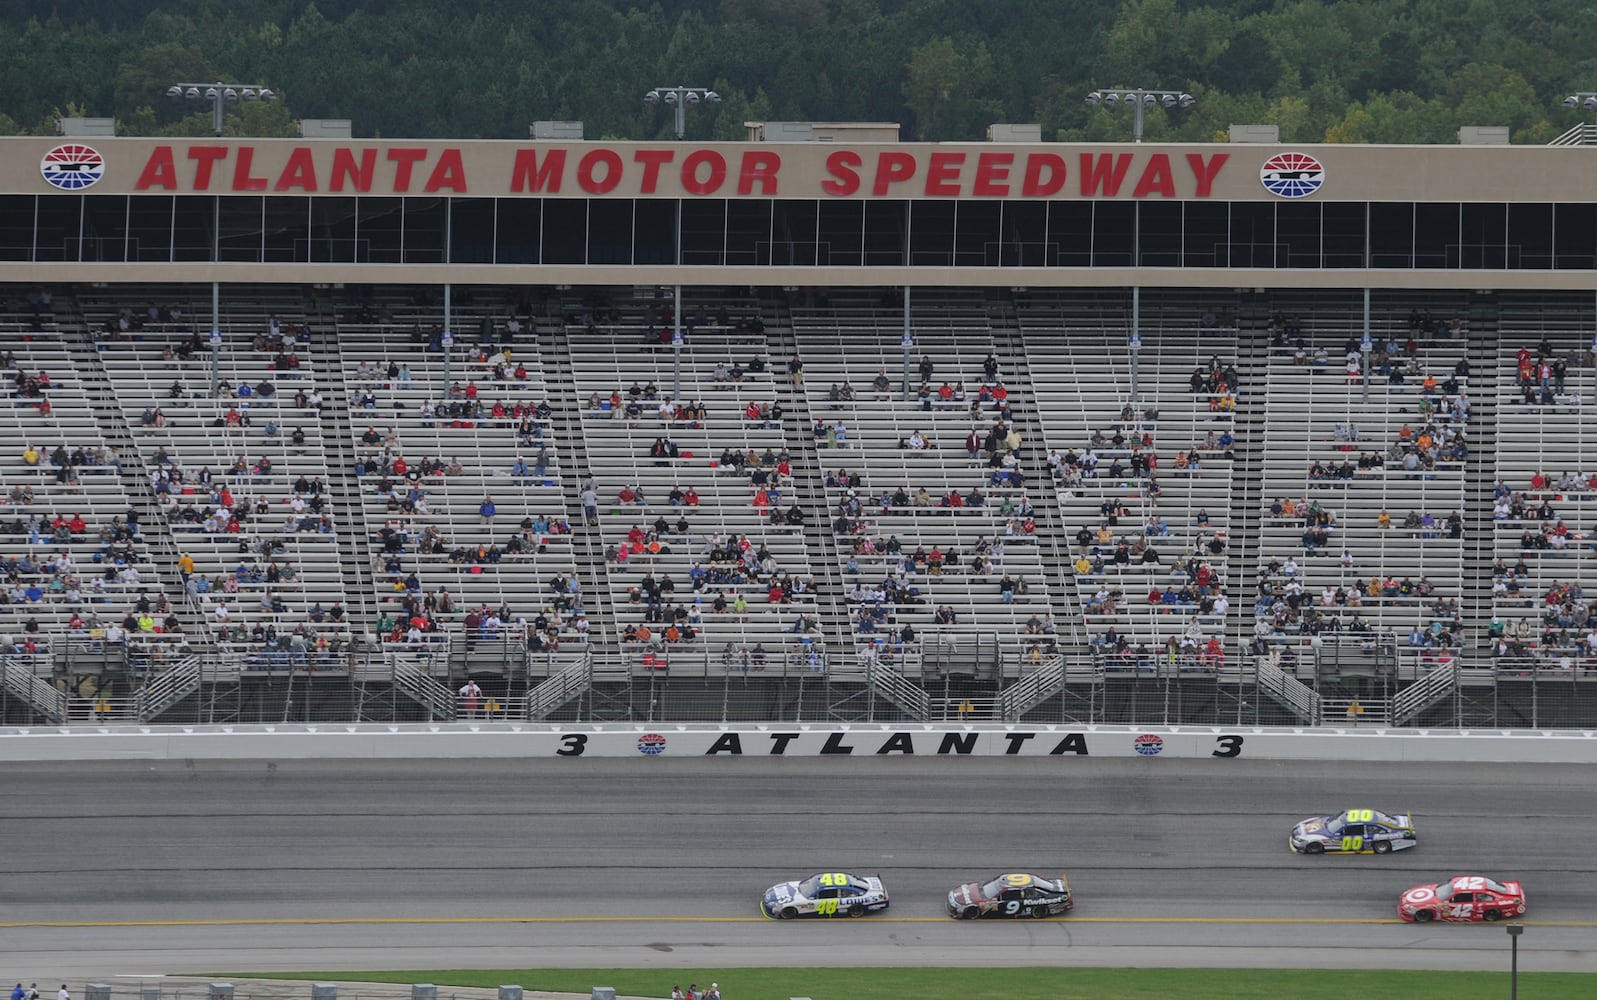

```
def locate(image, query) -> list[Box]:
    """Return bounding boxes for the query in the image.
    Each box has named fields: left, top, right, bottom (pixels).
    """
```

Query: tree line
left=0, top=0, right=1594, bottom=144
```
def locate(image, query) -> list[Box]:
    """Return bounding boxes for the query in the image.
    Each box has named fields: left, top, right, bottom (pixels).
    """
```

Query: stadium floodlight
left=1084, top=86, right=1196, bottom=141
left=643, top=85, right=720, bottom=139
left=169, top=80, right=275, bottom=136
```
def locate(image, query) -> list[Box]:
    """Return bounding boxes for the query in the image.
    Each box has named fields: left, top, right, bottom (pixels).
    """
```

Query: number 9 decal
left=1003, top=900, right=1022, bottom=916
left=1212, top=735, right=1243, bottom=758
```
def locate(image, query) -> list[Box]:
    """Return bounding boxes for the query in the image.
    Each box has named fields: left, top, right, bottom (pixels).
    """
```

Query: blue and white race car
left=760, top=871, right=889, bottom=919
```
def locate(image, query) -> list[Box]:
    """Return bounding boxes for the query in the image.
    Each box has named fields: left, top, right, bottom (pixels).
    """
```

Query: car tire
left=1484, top=909, right=1502, bottom=922
left=847, top=904, right=865, bottom=918
left=1414, top=909, right=1435, bottom=923
left=1373, top=841, right=1392, bottom=855
left=780, top=906, right=798, bottom=920
left=1303, top=842, right=1324, bottom=855
left=962, top=906, right=980, bottom=920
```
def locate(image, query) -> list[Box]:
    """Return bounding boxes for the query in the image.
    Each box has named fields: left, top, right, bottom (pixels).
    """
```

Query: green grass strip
left=239, top=967, right=1597, bottom=1000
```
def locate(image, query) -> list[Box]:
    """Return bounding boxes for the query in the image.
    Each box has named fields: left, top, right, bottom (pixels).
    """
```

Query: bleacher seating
left=7, top=280, right=1597, bottom=712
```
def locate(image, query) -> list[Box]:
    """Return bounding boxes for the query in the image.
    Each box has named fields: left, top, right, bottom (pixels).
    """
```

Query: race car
left=1289, top=808, right=1416, bottom=854
left=947, top=872, right=1073, bottom=919
left=760, top=871, right=889, bottom=919
left=1399, top=875, right=1526, bottom=923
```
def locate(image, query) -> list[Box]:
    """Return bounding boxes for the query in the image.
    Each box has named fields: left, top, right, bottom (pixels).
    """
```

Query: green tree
left=902, top=36, right=1002, bottom=140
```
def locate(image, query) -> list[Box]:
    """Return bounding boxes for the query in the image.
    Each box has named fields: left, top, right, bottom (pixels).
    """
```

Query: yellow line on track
left=5, top=915, right=1597, bottom=929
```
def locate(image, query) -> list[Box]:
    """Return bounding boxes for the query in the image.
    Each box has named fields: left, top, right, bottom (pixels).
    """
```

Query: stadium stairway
left=309, top=298, right=380, bottom=638
left=988, top=292, right=1086, bottom=659
left=765, top=302, right=855, bottom=663
left=1224, top=295, right=1272, bottom=661
left=1458, top=293, right=1501, bottom=670
left=543, top=318, right=621, bottom=673
left=56, top=306, right=208, bottom=658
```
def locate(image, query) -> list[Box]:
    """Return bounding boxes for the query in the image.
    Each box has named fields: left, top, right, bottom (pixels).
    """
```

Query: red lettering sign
left=511, top=149, right=566, bottom=193
left=274, top=147, right=318, bottom=191
left=1079, top=153, right=1133, bottom=197
left=424, top=149, right=467, bottom=192
left=1131, top=154, right=1174, bottom=198
left=924, top=151, right=965, bottom=197
left=1021, top=153, right=1067, bottom=197
left=681, top=150, right=726, bottom=196
left=1186, top=152, right=1229, bottom=198
left=387, top=148, right=428, bottom=192
left=188, top=146, right=229, bottom=191
left=633, top=149, right=674, bottom=194
left=331, top=148, right=376, bottom=192
left=972, top=152, right=1013, bottom=197
left=822, top=150, right=862, bottom=196
left=134, top=146, right=177, bottom=190
left=872, top=151, right=917, bottom=195
left=738, top=150, right=781, bottom=196
left=578, top=149, right=624, bottom=194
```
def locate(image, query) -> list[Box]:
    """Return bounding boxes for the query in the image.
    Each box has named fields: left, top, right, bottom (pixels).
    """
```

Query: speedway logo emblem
left=1259, top=151, right=1323, bottom=199
left=41, top=143, right=105, bottom=190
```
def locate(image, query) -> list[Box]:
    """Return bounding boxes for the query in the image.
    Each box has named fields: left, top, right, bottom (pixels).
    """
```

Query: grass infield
left=246, top=968, right=1597, bottom=1000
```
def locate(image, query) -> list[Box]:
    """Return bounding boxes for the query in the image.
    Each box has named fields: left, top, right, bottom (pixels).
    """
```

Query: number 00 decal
left=1212, top=735, right=1244, bottom=758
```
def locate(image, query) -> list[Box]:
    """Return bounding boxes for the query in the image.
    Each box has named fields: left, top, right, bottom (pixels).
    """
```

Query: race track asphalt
left=4, top=756, right=1596, bottom=980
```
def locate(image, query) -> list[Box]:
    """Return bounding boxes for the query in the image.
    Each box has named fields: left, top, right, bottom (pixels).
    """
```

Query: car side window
left=816, top=887, right=837, bottom=900
left=1452, top=892, right=1473, bottom=903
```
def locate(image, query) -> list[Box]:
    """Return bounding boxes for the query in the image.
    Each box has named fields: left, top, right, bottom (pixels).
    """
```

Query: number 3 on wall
left=1212, top=735, right=1244, bottom=758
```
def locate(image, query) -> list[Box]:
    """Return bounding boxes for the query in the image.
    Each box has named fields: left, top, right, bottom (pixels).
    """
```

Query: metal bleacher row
left=6, top=282, right=1597, bottom=687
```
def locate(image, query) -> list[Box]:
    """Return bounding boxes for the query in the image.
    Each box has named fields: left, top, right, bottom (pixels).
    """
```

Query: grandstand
left=5, top=134, right=1597, bottom=727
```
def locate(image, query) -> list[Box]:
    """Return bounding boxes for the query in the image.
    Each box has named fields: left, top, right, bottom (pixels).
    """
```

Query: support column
left=442, top=283, right=453, bottom=396
left=209, top=281, right=221, bottom=398
left=1129, top=286, right=1142, bottom=401
left=1361, top=287, right=1372, bottom=404
left=672, top=284, right=683, bottom=400
left=902, top=286, right=912, bottom=399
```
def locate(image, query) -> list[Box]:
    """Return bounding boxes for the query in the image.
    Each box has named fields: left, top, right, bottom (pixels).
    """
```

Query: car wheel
left=962, top=906, right=980, bottom=920
left=1414, top=909, right=1435, bottom=923
left=847, top=904, right=865, bottom=918
left=1484, top=909, right=1502, bottom=922
left=1373, top=841, right=1392, bottom=855
left=1303, top=842, right=1324, bottom=855
left=780, top=906, right=798, bottom=920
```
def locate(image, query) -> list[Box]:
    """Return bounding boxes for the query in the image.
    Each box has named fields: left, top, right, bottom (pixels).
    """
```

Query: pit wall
left=3, top=724, right=1597, bottom=762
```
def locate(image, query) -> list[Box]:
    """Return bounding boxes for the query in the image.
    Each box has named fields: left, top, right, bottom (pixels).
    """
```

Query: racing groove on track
left=5, top=756, right=1597, bottom=976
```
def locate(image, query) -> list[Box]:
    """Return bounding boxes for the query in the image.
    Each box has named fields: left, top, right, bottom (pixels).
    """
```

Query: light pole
left=644, top=86, right=719, bottom=398
left=166, top=82, right=276, bottom=136
left=1562, top=92, right=1597, bottom=141
left=1085, top=88, right=1194, bottom=142
left=643, top=86, right=721, bottom=140
left=1506, top=923, right=1523, bottom=1000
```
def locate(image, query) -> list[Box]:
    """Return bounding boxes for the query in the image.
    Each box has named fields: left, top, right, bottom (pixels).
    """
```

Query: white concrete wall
left=4, top=723, right=1597, bottom=762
